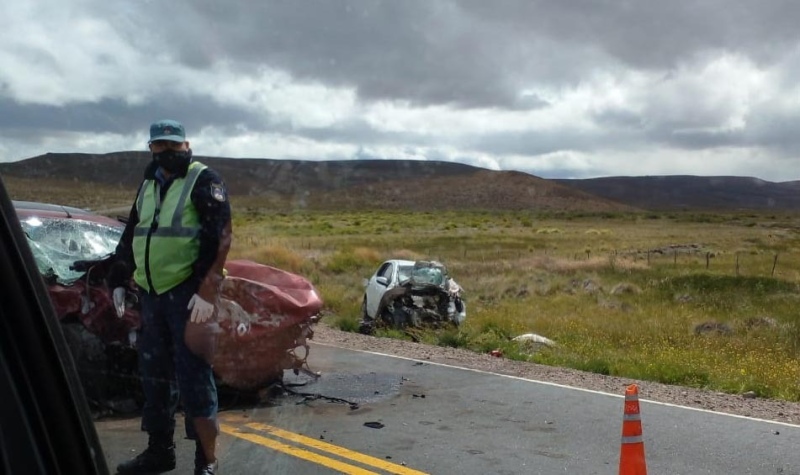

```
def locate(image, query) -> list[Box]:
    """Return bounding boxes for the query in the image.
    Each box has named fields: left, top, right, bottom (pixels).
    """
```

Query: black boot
left=195, top=461, right=218, bottom=475
left=194, top=441, right=218, bottom=475
left=116, top=431, right=176, bottom=474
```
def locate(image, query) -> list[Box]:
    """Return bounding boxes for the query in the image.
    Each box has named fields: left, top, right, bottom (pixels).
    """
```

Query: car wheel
left=60, top=322, right=109, bottom=413
left=358, top=297, right=375, bottom=334
left=360, top=296, right=369, bottom=320
left=105, top=342, right=143, bottom=411
left=383, top=302, right=408, bottom=327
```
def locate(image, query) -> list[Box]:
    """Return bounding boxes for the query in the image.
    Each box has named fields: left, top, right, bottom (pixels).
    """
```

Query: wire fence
left=441, top=246, right=800, bottom=281
left=571, top=248, right=793, bottom=279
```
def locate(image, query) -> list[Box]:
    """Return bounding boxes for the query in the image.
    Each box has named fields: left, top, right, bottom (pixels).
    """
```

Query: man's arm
left=107, top=200, right=140, bottom=288
left=191, top=168, right=232, bottom=302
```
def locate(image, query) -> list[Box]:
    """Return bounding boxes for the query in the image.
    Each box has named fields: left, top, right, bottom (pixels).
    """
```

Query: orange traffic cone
left=619, top=384, right=647, bottom=475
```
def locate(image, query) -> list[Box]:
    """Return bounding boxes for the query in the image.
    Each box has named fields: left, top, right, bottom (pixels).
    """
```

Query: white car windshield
left=410, top=265, right=445, bottom=286
left=397, top=265, right=415, bottom=283
left=20, top=216, right=122, bottom=284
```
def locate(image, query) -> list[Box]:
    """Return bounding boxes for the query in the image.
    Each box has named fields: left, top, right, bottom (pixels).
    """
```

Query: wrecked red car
left=14, top=200, right=323, bottom=413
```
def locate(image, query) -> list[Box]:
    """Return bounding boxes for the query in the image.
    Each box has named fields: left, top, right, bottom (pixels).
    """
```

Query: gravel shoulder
left=311, top=322, right=800, bottom=425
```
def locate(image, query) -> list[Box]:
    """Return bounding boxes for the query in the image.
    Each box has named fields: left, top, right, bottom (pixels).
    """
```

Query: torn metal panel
left=13, top=201, right=324, bottom=414
left=361, top=259, right=466, bottom=334
left=213, top=260, right=323, bottom=389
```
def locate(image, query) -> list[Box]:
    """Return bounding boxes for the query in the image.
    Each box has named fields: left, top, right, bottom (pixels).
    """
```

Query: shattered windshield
left=20, top=216, right=122, bottom=284
left=397, top=265, right=415, bottom=283
left=410, top=264, right=445, bottom=286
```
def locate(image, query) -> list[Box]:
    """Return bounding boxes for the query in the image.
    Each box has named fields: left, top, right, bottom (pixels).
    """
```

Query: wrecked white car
left=359, top=259, right=466, bottom=334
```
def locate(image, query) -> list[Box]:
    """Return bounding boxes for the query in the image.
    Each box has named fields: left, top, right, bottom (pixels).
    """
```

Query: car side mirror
left=376, top=276, right=389, bottom=286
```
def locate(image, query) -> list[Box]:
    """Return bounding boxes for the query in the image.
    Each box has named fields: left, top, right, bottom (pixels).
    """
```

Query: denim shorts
left=137, top=279, right=217, bottom=438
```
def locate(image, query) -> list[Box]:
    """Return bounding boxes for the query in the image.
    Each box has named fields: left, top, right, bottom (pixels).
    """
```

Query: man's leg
left=176, top=341, right=219, bottom=473
left=117, top=289, right=179, bottom=474
left=165, top=280, right=220, bottom=473
left=193, top=416, right=219, bottom=466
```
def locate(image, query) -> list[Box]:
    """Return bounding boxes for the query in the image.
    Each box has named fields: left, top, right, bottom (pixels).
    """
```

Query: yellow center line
left=220, top=423, right=378, bottom=475
left=219, top=416, right=430, bottom=475
left=243, top=422, right=428, bottom=475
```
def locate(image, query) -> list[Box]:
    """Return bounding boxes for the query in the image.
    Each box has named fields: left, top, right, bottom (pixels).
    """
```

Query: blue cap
left=149, top=119, right=186, bottom=143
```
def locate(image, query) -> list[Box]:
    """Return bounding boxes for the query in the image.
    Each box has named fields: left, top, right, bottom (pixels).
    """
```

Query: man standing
left=110, top=119, right=232, bottom=475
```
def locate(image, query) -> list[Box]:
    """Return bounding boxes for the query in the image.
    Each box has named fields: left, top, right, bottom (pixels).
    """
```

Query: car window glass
left=20, top=217, right=122, bottom=284
left=379, top=263, right=393, bottom=280
left=397, top=265, right=414, bottom=283
left=411, top=265, right=444, bottom=286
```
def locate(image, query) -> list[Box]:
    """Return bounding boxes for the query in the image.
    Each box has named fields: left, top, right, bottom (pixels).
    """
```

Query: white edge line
left=310, top=341, right=800, bottom=429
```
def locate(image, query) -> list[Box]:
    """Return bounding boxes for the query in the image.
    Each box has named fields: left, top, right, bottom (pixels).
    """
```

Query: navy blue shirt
left=112, top=159, right=231, bottom=292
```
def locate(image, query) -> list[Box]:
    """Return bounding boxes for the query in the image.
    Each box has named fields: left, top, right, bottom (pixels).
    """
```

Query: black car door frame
left=0, top=175, right=108, bottom=474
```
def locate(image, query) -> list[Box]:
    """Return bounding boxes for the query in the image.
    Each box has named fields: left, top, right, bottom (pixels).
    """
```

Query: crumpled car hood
left=214, top=260, right=323, bottom=388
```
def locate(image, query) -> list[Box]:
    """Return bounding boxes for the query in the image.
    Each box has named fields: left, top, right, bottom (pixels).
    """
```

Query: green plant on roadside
left=437, top=328, right=470, bottom=348
left=329, top=313, right=361, bottom=333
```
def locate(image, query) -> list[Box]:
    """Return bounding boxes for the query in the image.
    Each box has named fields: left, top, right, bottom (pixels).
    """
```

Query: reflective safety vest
left=132, top=161, right=207, bottom=294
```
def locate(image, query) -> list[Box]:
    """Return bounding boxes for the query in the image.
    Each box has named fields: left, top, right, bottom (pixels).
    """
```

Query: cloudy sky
left=2, top=1, right=800, bottom=181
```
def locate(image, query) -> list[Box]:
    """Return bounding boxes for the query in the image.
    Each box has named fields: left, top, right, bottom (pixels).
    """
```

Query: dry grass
left=517, top=255, right=649, bottom=273
left=4, top=177, right=131, bottom=212
left=10, top=178, right=800, bottom=401
left=226, top=208, right=800, bottom=401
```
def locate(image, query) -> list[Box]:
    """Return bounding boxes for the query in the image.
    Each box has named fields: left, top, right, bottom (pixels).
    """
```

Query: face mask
left=153, top=148, right=192, bottom=174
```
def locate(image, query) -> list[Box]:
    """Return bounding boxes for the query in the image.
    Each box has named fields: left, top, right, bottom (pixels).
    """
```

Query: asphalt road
left=97, top=342, right=800, bottom=474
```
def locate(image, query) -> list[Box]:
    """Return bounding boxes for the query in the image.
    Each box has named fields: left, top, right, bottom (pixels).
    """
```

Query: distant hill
left=0, top=153, right=633, bottom=212
left=4, top=153, right=797, bottom=211
left=0, top=152, right=479, bottom=195
left=306, top=169, right=633, bottom=212
left=554, top=176, right=800, bottom=211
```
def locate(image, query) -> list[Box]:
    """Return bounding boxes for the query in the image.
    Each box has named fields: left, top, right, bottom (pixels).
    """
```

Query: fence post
left=735, top=252, right=740, bottom=276
left=772, top=254, right=779, bottom=277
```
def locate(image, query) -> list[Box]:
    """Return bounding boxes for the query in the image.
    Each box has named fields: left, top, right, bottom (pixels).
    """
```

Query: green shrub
left=330, top=314, right=360, bottom=333
left=437, top=329, right=469, bottom=348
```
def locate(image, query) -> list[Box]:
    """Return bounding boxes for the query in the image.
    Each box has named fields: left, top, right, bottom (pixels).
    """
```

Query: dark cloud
left=648, top=128, right=745, bottom=150
left=127, top=1, right=583, bottom=109
left=744, top=110, right=800, bottom=154
left=294, top=119, right=445, bottom=148
left=592, top=109, right=646, bottom=130
left=120, top=0, right=800, bottom=111
left=0, top=96, right=264, bottom=140
left=5, top=0, right=800, bottom=180
left=467, top=131, right=583, bottom=157
left=462, top=1, right=800, bottom=69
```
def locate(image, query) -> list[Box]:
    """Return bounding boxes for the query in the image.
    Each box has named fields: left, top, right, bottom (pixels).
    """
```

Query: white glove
left=112, top=287, right=127, bottom=318
left=187, top=294, right=215, bottom=323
